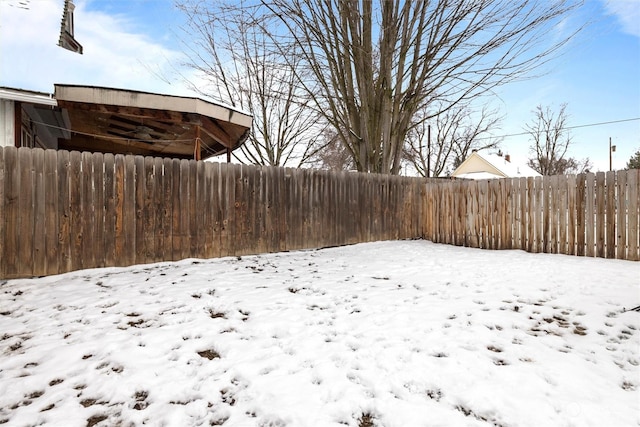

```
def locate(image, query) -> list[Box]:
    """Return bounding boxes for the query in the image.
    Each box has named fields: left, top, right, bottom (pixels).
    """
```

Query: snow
left=0, top=240, right=638, bottom=427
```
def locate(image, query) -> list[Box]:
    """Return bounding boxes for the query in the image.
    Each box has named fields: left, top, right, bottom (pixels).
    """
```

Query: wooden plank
left=45, top=149, right=62, bottom=275
left=114, top=155, right=125, bottom=264
left=179, top=159, right=191, bottom=260
left=452, top=180, right=462, bottom=246
left=595, top=172, right=605, bottom=258
left=575, top=174, right=586, bottom=257
left=501, top=179, right=510, bottom=249
left=69, top=151, right=83, bottom=272
left=488, top=179, right=498, bottom=249
left=91, top=153, right=105, bottom=269
left=558, top=175, right=568, bottom=255
left=627, top=170, right=639, bottom=261
left=291, top=167, right=302, bottom=249
left=566, top=174, right=577, bottom=256
left=616, top=171, right=627, bottom=260
left=422, top=179, right=430, bottom=241
left=103, top=153, right=116, bottom=267
left=17, top=148, right=34, bottom=277
left=316, top=170, right=325, bottom=246
left=225, top=163, right=238, bottom=256
left=143, top=156, right=156, bottom=264
left=519, top=177, right=527, bottom=251
left=134, top=156, right=145, bottom=265
left=465, top=181, right=473, bottom=247
left=605, top=171, right=616, bottom=259
left=549, top=175, right=559, bottom=254
left=446, top=179, right=454, bottom=245
left=202, top=161, right=214, bottom=258
left=57, top=150, right=71, bottom=274
left=263, top=166, right=272, bottom=252
left=123, top=155, right=136, bottom=267
left=526, top=177, right=535, bottom=253
left=153, top=157, right=165, bottom=262
left=434, top=181, right=442, bottom=244
left=3, top=147, right=19, bottom=277
left=339, top=171, right=348, bottom=244
left=301, top=169, right=311, bottom=248
left=585, top=173, right=595, bottom=257
left=278, top=167, right=288, bottom=251
left=32, top=149, right=46, bottom=276
left=161, top=158, right=174, bottom=261
left=512, top=178, right=520, bottom=250
left=195, top=160, right=206, bottom=257
left=210, top=162, right=222, bottom=258
left=297, top=167, right=306, bottom=247
left=357, top=173, right=366, bottom=242
left=81, top=151, right=96, bottom=270
left=233, top=163, right=245, bottom=255
left=283, top=167, right=293, bottom=250
left=264, top=166, right=276, bottom=252
left=414, top=178, right=423, bottom=239
left=330, top=171, right=336, bottom=245
left=467, top=180, right=478, bottom=248
left=171, top=159, right=182, bottom=261
left=542, top=175, right=550, bottom=253
left=246, top=164, right=255, bottom=253
left=321, top=172, right=332, bottom=247
left=237, top=163, right=248, bottom=255
left=245, top=164, right=257, bottom=254
left=508, top=178, right=518, bottom=249
left=480, top=180, right=489, bottom=248
left=534, top=177, right=544, bottom=253
left=0, top=148, right=5, bottom=279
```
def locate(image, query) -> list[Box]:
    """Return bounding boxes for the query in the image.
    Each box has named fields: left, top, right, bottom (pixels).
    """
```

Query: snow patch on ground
left=0, top=240, right=638, bottom=426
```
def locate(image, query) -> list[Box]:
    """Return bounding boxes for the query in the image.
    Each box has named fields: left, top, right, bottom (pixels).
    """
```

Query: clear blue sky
left=1, top=0, right=638, bottom=171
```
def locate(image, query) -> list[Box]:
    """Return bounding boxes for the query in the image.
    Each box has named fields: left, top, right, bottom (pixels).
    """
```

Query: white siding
left=0, top=99, right=15, bottom=147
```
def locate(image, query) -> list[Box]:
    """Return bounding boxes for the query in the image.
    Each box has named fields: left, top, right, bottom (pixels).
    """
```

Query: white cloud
left=603, top=0, right=640, bottom=38
left=0, top=0, right=197, bottom=96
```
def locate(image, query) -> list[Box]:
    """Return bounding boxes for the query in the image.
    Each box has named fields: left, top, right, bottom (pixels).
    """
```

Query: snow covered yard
left=0, top=240, right=638, bottom=427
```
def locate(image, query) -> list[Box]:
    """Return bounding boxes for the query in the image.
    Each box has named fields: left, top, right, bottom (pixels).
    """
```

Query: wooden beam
left=195, top=126, right=201, bottom=161
left=14, top=101, right=21, bottom=147
left=58, top=101, right=187, bottom=123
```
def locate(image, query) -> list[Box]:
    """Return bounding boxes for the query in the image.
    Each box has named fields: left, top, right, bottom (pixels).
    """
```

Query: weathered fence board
left=1, top=147, right=638, bottom=279
left=44, top=150, right=59, bottom=275
left=628, top=170, right=639, bottom=261
left=0, top=148, right=5, bottom=279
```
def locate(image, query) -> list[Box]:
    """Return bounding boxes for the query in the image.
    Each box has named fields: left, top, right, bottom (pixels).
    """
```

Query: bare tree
left=177, top=1, right=327, bottom=167
left=525, top=104, right=592, bottom=175
left=404, top=103, right=502, bottom=177
left=307, top=127, right=355, bottom=171
left=262, top=0, right=583, bottom=174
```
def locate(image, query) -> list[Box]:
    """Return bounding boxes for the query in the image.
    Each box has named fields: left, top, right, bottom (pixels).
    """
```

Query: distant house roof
left=451, top=151, right=541, bottom=180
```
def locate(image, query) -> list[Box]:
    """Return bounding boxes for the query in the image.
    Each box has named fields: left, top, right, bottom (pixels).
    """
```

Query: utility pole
left=609, top=137, right=616, bottom=171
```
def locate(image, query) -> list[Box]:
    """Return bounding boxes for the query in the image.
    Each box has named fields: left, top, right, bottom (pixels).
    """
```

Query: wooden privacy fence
left=0, top=147, right=638, bottom=279
left=422, top=171, right=639, bottom=260
left=0, top=147, right=423, bottom=279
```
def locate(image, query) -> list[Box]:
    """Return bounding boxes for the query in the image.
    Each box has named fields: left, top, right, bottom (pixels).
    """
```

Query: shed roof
left=53, top=84, right=252, bottom=159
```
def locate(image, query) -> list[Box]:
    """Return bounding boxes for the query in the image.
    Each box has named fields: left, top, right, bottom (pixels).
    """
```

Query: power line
left=475, top=117, right=640, bottom=141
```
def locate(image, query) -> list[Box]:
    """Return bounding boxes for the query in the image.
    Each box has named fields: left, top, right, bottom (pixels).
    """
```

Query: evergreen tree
left=626, top=149, right=640, bottom=170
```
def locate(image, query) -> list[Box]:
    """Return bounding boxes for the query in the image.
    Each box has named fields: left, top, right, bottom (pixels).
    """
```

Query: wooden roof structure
left=53, top=85, right=252, bottom=160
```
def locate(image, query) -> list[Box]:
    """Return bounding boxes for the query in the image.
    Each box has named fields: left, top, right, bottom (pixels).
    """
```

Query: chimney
left=58, top=0, right=83, bottom=54
left=505, top=154, right=511, bottom=163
